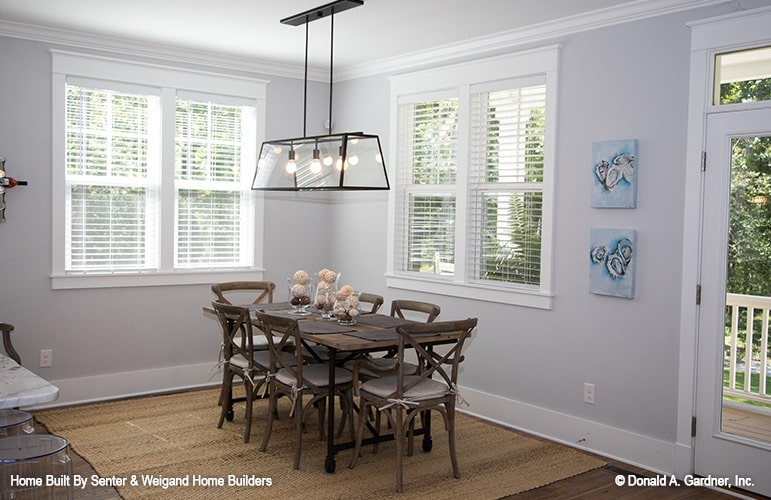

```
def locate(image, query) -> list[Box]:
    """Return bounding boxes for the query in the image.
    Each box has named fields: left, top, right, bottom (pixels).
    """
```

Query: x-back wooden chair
left=349, top=317, right=478, bottom=492
left=212, top=301, right=272, bottom=443
left=256, top=311, right=355, bottom=469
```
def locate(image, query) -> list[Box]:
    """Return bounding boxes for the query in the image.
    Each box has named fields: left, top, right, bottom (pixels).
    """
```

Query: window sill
left=51, top=269, right=266, bottom=290
left=385, top=273, right=553, bottom=309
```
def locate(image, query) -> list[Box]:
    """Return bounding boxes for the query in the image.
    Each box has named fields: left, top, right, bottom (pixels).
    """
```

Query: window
left=52, top=52, right=266, bottom=289
left=65, top=82, right=161, bottom=272
left=714, top=45, right=771, bottom=106
left=387, top=47, right=558, bottom=308
left=174, top=94, right=256, bottom=269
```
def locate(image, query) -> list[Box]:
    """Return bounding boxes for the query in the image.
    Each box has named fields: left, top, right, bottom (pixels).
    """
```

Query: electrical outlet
left=40, top=349, right=53, bottom=367
left=583, top=382, right=596, bottom=405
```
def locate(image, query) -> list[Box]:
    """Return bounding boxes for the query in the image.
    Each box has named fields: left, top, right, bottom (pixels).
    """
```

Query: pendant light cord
left=328, top=9, right=334, bottom=134
left=303, top=17, right=309, bottom=137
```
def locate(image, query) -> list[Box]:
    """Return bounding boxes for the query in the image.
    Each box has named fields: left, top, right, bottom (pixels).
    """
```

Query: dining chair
left=256, top=311, right=355, bottom=469
left=358, top=292, right=384, bottom=314
left=212, top=301, right=272, bottom=443
left=205, top=281, right=276, bottom=406
left=347, top=299, right=441, bottom=378
left=349, top=317, right=478, bottom=492
left=1, top=322, right=20, bottom=365
left=211, top=280, right=276, bottom=307
left=390, top=299, right=441, bottom=323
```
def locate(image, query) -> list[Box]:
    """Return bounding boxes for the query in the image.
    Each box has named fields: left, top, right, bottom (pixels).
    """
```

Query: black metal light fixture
left=252, top=0, right=389, bottom=191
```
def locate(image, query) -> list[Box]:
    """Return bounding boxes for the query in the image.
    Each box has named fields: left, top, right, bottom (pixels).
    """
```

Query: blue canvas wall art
left=591, top=139, right=638, bottom=208
left=590, top=228, right=636, bottom=299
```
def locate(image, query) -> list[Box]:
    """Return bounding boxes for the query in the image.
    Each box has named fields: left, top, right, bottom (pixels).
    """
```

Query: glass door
left=695, top=108, right=771, bottom=497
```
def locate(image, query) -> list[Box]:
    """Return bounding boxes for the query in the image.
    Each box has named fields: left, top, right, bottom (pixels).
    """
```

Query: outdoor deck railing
left=725, top=293, right=771, bottom=405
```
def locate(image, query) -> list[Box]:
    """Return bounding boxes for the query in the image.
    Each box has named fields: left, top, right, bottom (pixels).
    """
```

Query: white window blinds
left=396, top=97, right=458, bottom=275
left=63, top=84, right=256, bottom=274
left=174, top=96, right=255, bottom=268
left=469, top=82, right=546, bottom=286
left=65, top=83, right=160, bottom=272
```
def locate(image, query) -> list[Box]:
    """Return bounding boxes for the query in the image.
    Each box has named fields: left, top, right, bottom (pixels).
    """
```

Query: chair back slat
left=212, top=281, right=276, bottom=306
left=390, top=300, right=441, bottom=323
left=212, top=302, right=257, bottom=365
left=358, top=293, right=385, bottom=314
left=255, top=312, right=317, bottom=391
left=394, top=318, right=477, bottom=397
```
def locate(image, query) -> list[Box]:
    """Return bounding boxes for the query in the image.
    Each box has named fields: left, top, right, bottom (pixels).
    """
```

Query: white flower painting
left=591, top=139, right=638, bottom=208
left=590, top=228, right=636, bottom=299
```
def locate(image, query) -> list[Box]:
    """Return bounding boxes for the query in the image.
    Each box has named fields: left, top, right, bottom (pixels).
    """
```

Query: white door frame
left=677, top=5, right=771, bottom=479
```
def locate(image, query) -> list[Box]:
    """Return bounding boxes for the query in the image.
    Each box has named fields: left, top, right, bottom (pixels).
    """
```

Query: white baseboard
left=25, top=366, right=686, bottom=477
left=25, top=362, right=220, bottom=410
left=460, top=386, right=678, bottom=475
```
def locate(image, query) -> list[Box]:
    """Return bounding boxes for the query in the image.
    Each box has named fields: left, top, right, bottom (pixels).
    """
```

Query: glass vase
left=287, top=276, right=313, bottom=316
left=334, top=291, right=360, bottom=326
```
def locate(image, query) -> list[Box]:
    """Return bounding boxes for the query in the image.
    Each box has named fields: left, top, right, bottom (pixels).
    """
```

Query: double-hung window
left=387, top=47, right=558, bottom=308
left=52, top=52, right=266, bottom=289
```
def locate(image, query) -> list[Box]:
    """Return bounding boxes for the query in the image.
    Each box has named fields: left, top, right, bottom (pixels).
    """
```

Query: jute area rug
left=35, top=388, right=604, bottom=499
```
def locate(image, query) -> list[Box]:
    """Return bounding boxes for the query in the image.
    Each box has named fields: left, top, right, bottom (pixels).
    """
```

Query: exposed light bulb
left=273, top=146, right=283, bottom=155
left=336, top=158, right=345, bottom=171
left=348, top=155, right=359, bottom=166
left=323, top=155, right=333, bottom=166
left=310, top=148, right=321, bottom=174
left=285, top=150, right=297, bottom=174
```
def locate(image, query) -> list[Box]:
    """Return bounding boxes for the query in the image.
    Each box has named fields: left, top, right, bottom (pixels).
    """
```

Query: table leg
left=325, top=346, right=337, bottom=473
left=421, top=410, right=433, bottom=452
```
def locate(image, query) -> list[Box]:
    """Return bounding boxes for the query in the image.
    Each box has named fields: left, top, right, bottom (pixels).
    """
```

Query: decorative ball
left=293, top=270, right=309, bottom=285
left=291, top=283, right=306, bottom=298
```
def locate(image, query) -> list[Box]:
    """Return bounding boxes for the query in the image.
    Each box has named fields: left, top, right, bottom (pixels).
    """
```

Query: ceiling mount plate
left=281, top=0, right=364, bottom=26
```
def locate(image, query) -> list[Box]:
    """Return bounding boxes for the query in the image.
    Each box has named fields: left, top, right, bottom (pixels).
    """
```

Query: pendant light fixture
left=251, top=0, right=389, bottom=191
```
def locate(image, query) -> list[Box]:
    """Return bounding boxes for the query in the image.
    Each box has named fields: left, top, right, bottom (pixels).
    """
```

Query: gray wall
left=0, top=2, right=757, bottom=474
left=328, top=11, right=695, bottom=443
left=0, top=36, right=332, bottom=381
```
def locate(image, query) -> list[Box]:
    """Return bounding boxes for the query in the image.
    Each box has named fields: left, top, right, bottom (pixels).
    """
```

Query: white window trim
left=386, top=46, right=559, bottom=309
left=51, top=50, right=268, bottom=289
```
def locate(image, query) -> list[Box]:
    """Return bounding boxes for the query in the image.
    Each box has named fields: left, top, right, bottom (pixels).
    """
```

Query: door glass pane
left=722, top=134, right=771, bottom=443
left=715, top=46, right=771, bottom=105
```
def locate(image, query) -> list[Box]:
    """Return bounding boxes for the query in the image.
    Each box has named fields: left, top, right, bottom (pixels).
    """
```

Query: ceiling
left=0, top=0, right=727, bottom=74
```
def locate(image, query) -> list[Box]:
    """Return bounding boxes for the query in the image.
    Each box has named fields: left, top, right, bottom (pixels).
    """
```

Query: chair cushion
left=230, top=350, right=292, bottom=370
left=232, top=335, right=270, bottom=349
left=360, top=375, right=449, bottom=402
left=275, top=363, right=352, bottom=389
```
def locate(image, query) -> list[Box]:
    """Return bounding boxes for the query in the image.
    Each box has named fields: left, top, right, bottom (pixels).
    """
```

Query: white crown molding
left=0, top=18, right=328, bottom=81
left=337, top=0, right=732, bottom=80
left=1, top=0, right=731, bottom=82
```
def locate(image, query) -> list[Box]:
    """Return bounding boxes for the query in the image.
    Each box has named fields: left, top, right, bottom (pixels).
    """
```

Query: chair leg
left=259, top=385, right=277, bottom=452
left=317, top=397, right=327, bottom=441
left=243, top=380, right=253, bottom=443
left=394, top=407, right=404, bottom=493
left=447, top=405, right=460, bottom=479
left=348, top=400, right=369, bottom=469
left=407, top=415, right=415, bottom=457
left=373, top=410, right=381, bottom=454
left=347, top=390, right=356, bottom=444
left=294, top=394, right=304, bottom=470
left=217, top=371, right=233, bottom=429
left=217, top=368, right=228, bottom=407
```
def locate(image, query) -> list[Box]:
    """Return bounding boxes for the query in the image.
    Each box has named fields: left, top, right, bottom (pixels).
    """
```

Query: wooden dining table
left=246, top=302, right=463, bottom=473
